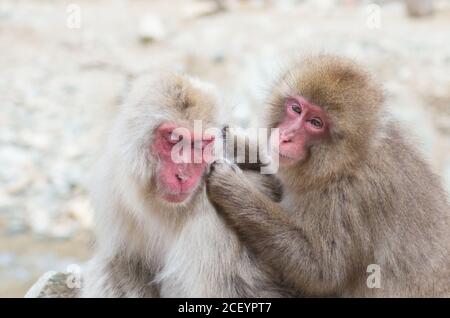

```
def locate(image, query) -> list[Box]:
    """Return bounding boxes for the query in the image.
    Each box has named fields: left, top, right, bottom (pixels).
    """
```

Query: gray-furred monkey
left=207, top=55, right=450, bottom=297
left=82, top=73, right=286, bottom=297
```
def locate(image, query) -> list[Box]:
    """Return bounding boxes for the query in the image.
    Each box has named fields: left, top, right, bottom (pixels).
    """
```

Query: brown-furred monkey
left=82, top=73, right=287, bottom=297
left=207, top=55, right=450, bottom=297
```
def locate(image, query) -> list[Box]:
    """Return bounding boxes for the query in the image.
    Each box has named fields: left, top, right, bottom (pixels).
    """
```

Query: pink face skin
left=152, top=123, right=214, bottom=203
left=277, top=95, right=329, bottom=166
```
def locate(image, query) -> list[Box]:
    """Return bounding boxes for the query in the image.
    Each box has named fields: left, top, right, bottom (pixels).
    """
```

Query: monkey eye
left=309, top=118, right=323, bottom=128
left=291, top=103, right=302, bottom=115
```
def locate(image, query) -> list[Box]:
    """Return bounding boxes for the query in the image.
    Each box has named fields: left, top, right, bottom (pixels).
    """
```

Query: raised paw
left=206, top=161, right=244, bottom=206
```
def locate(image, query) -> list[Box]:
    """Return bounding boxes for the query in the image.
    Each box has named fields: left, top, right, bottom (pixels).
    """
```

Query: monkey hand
left=206, top=160, right=246, bottom=196
left=206, top=161, right=285, bottom=252
left=206, top=161, right=253, bottom=212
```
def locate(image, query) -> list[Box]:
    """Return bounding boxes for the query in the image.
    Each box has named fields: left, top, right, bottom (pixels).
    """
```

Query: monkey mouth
left=278, top=153, right=296, bottom=164
left=162, top=192, right=191, bottom=203
left=161, top=184, right=199, bottom=203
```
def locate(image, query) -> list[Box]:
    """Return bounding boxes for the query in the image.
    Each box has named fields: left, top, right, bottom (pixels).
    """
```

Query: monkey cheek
left=278, top=154, right=297, bottom=166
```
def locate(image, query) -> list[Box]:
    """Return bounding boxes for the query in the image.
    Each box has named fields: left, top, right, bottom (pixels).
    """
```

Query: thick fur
left=82, top=74, right=286, bottom=297
left=221, top=125, right=283, bottom=202
left=207, top=55, right=450, bottom=297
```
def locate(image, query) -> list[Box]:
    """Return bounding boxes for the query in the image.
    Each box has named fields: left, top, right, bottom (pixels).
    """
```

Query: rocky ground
left=0, top=0, right=449, bottom=297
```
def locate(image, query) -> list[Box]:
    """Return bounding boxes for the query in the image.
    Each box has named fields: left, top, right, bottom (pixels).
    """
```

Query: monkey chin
left=162, top=192, right=192, bottom=204
left=158, top=182, right=202, bottom=207
left=279, top=154, right=296, bottom=166
left=278, top=153, right=304, bottom=167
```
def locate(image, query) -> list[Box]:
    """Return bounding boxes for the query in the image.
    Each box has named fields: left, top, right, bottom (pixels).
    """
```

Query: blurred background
left=0, top=0, right=449, bottom=297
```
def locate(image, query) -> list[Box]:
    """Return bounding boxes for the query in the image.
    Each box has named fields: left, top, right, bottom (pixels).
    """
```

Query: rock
left=64, top=197, right=94, bottom=229
left=27, top=208, right=52, bottom=236
left=24, top=271, right=80, bottom=298
left=180, top=0, right=224, bottom=18
left=406, top=0, right=434, bottom=17
left=0, top=252, right=16, bottom=267
left=138, top=15, right=166, bottom=44
left=6, top=217, right=28, bottom=235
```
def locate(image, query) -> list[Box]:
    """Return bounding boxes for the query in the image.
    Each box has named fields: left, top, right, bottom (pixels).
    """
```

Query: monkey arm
left=221, top=126, right=283, bottom=202
left=243, top=171, right=283, bottom=203
left=206, top=162, right=351, bottom=295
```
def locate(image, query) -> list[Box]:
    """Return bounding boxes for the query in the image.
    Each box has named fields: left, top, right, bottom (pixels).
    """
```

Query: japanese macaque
left=207, top=55, right=450, bottom=297
left=82, top=74, right=287, bottom=297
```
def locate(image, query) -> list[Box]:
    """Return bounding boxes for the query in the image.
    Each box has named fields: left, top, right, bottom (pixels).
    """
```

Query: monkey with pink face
left=207, top=55, right=450, bottom=297
left=82, top=74, right=286, bottom=297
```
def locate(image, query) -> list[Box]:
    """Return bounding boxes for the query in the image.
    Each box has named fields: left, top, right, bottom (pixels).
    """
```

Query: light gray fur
left=82, top=74, right=285, bottom=298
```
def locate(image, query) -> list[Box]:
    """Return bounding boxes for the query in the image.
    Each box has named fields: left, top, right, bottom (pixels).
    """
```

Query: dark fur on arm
left=206, top=162, right=359, bottom=296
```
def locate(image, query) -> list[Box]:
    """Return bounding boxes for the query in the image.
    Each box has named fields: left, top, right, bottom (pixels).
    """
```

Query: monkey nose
left=176, top=173, right=189, bottom=183
left=280, top=133, right=293, bottom=143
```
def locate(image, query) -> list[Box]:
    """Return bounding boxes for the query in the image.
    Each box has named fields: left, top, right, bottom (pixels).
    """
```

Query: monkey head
left=112, top=74, right=220, bottom=206
left=267, top=55, right=384, bottom=177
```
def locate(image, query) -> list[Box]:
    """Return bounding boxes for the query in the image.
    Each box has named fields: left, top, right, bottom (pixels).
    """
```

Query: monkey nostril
left=280, top=132, right=293, bottom=143
left=176, top=173, right=188, bottom=183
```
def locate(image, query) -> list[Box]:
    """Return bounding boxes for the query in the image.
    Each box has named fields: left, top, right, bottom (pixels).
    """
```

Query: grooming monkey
left=82, top=74, right=286, bottom=297
left=207, top=55, right=450, bottom=297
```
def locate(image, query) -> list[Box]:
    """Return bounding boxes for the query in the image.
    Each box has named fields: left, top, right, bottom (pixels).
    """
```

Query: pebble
left=138, top=15, right=166, bottom=44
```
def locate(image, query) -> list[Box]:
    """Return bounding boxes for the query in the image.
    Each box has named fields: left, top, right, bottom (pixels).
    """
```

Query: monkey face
left=276, top=95, right=330, bottom=166
left=152, top=122, right=215, bottom=203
